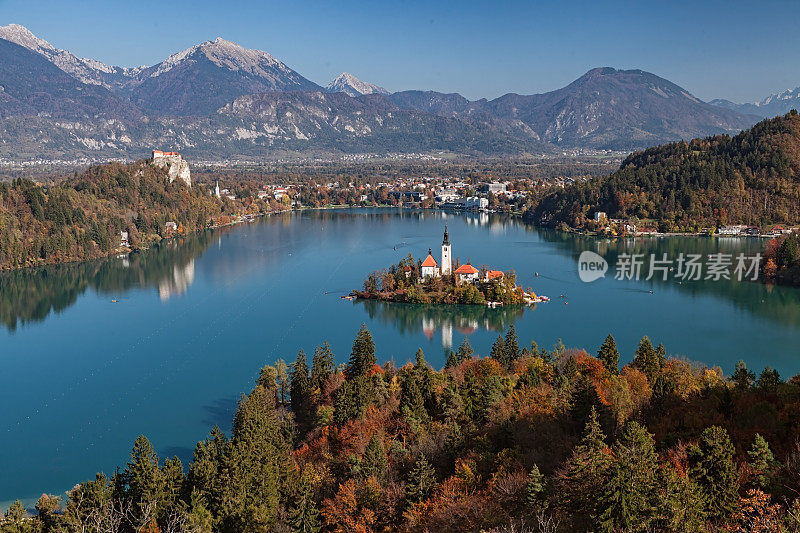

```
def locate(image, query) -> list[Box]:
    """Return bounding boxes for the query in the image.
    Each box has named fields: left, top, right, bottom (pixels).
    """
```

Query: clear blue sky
left=1, top=0, right=798, bottom=103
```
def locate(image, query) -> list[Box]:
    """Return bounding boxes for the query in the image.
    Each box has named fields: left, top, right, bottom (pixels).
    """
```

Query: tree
left=346, top=324, right=376, bottom=378
left=732, top=360, right=756, bottom=390
left=556, top=407, right=610, bottom=523
left=526, top=464, right=546, bottom=510
left=504, top=325, right=520, bottom=366
left=3, top=500, right=30, bottom=531
left=291, top=350, right=311, bottom=424
left=362, top=434, right=388, bottom=482
left=405, top=454, right=437, bottom=505
left=757, top=366, right=781, bottom=392
left=290, top=473, right=321, bottom=533
left=123, top=435, right=162, bottom=522
left=456, top=337, right=474, bottom=363
left=226, top=385, right=284, bottom=530
left=656, top=467, right=707, bottom=532
left=597, top=334, right=620, bottom=374
left=688, top=425, right=740, bottom=522
left=596, top=421, right=659, bottom=531
left=35, top=494, right=61, bottom=532
left=489, top=335, right=506, bottom=365
left=275, top=359, right=290, bottom=405
left=747, top=434, right=780, bottom=492
left=633, top=336, right=660, bottom=382
left=444, top=350, right=458, bottom=369
left=310, top=342, right=335, bottom=394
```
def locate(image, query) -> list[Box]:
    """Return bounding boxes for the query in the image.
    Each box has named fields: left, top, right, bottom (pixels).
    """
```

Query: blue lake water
left=2, top=207, right=799, bottom=505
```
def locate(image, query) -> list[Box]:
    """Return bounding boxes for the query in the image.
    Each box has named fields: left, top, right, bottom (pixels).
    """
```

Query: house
left=403, top=266, right=413, bottom=279
left=718, top=225, right=746, bottom=235
left=485, top=270, right=504, bottom=282
left=421, top=249, right=439, bottom=278
left=165, top=221, right=178, bottom=233
left=594, top=211, right=608, bottom=223
left=455, top=263, right=479, bottom=284
left=120, top=231, right=129, bottom=247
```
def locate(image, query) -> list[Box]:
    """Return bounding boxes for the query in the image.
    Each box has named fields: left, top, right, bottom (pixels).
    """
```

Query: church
left=421, top=226, right=453, bottom=278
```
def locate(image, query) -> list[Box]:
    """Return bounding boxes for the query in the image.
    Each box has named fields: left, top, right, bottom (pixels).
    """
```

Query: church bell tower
left=441, top=225, right=452, bottom=275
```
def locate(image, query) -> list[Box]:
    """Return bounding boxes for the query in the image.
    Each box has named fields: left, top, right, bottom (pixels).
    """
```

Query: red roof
left=403, top=266, right=413, bottom=271
left=455, top=264, right=479, bottom=274
left=486, top=270, right=504, bottom=279
left=421, top=254, right=438, bottom=267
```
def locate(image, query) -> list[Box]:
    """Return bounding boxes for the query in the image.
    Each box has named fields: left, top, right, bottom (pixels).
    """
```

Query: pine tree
left=656, top=467, right=707, bottom=532
left=597, top=334, right=620, bottom=374
left=227, top=385, right=284, bottom=530
left=556, top=407, right=610, bottom=523
left=291, top=350, right=311, bottom=424
left=406, top=454, right=437, bottom=505
left=310, top=342, right=335, bottom=393
left=456, top=337, right=474, bottom=362
left=732, top=360, right=756, bottom=390
left=688, top=425, right=740, bottom=521
left=444, top=350, right=458, bottom=369
left=747, top=433, right=780, bottom=491
left=526, top=464, right=545, bottom=509
left=757, top=366, right=781, bottom=391
left=633, top=336, right=659, bottom=382
left=123, top=435, right=163, bottom=520
left=4, top=500, right=29, bottom=528
left=596, top=421, right=659, bottom=531
left=160, top=456, right=185, bottom=522
left=362, top=434, right=388, bottom=481
left=289, top=474, right=321, bottom=533
left=346, top=324, right=376, bottom=378
left=655, top=343, right=666, bottom=368
left=489, top=335, right=506, bottom=365
left=504, top=325, right=520, bottom=366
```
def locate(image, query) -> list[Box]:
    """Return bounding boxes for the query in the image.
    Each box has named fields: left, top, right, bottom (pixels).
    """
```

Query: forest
left=0, top=160, right=227, bottom=270
left=528, top=111, right=800, bottom=231
left=3, top=325, right=800, bottom=532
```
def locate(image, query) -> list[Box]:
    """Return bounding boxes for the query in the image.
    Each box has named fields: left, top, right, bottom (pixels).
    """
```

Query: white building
left=421, top=249, right=439, bottom=278
left=441, top=226, right=452, bottom=275
left=454, top=263, right=479, bottom=284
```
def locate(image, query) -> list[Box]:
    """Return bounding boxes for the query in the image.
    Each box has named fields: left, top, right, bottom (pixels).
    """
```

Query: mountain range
left=0, top=24, right=766, bottom=161
left=710, top=88, right=800, bottom=119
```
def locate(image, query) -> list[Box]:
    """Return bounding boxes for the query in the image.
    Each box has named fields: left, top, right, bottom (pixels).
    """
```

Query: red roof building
left=485, top=270, right=504, bottom=281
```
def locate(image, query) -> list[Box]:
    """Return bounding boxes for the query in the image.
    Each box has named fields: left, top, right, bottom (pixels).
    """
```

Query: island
left=351, top=226, right=547, bottom=305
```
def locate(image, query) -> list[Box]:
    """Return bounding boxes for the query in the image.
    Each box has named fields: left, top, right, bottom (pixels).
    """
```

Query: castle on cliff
left=151, top=150, right=191, bottom=187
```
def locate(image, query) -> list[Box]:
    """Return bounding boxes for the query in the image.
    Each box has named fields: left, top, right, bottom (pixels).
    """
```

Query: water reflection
left=534, top=230, right=800, bottom=327
left=0, top=231, right=217, bottom=331
left=356, top=298, right=527, bottom=350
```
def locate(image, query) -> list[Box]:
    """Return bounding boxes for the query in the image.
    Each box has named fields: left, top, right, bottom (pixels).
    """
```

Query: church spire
left=442, top=225, right=450, bottom=245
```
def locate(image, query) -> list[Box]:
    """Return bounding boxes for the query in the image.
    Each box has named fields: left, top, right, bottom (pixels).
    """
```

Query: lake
left=2, top=207, right=799, bottom=506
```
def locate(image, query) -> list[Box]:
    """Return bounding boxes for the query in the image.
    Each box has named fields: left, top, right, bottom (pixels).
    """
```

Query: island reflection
left=355, top=298, right=527, bottom=350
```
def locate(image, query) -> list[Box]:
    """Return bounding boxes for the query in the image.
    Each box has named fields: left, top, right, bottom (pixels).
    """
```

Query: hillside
left=529, top=111, right=800, bottom=230
left=0, top=160, right=223, bottom=270
left=0, top=38, right=140, bottom=120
